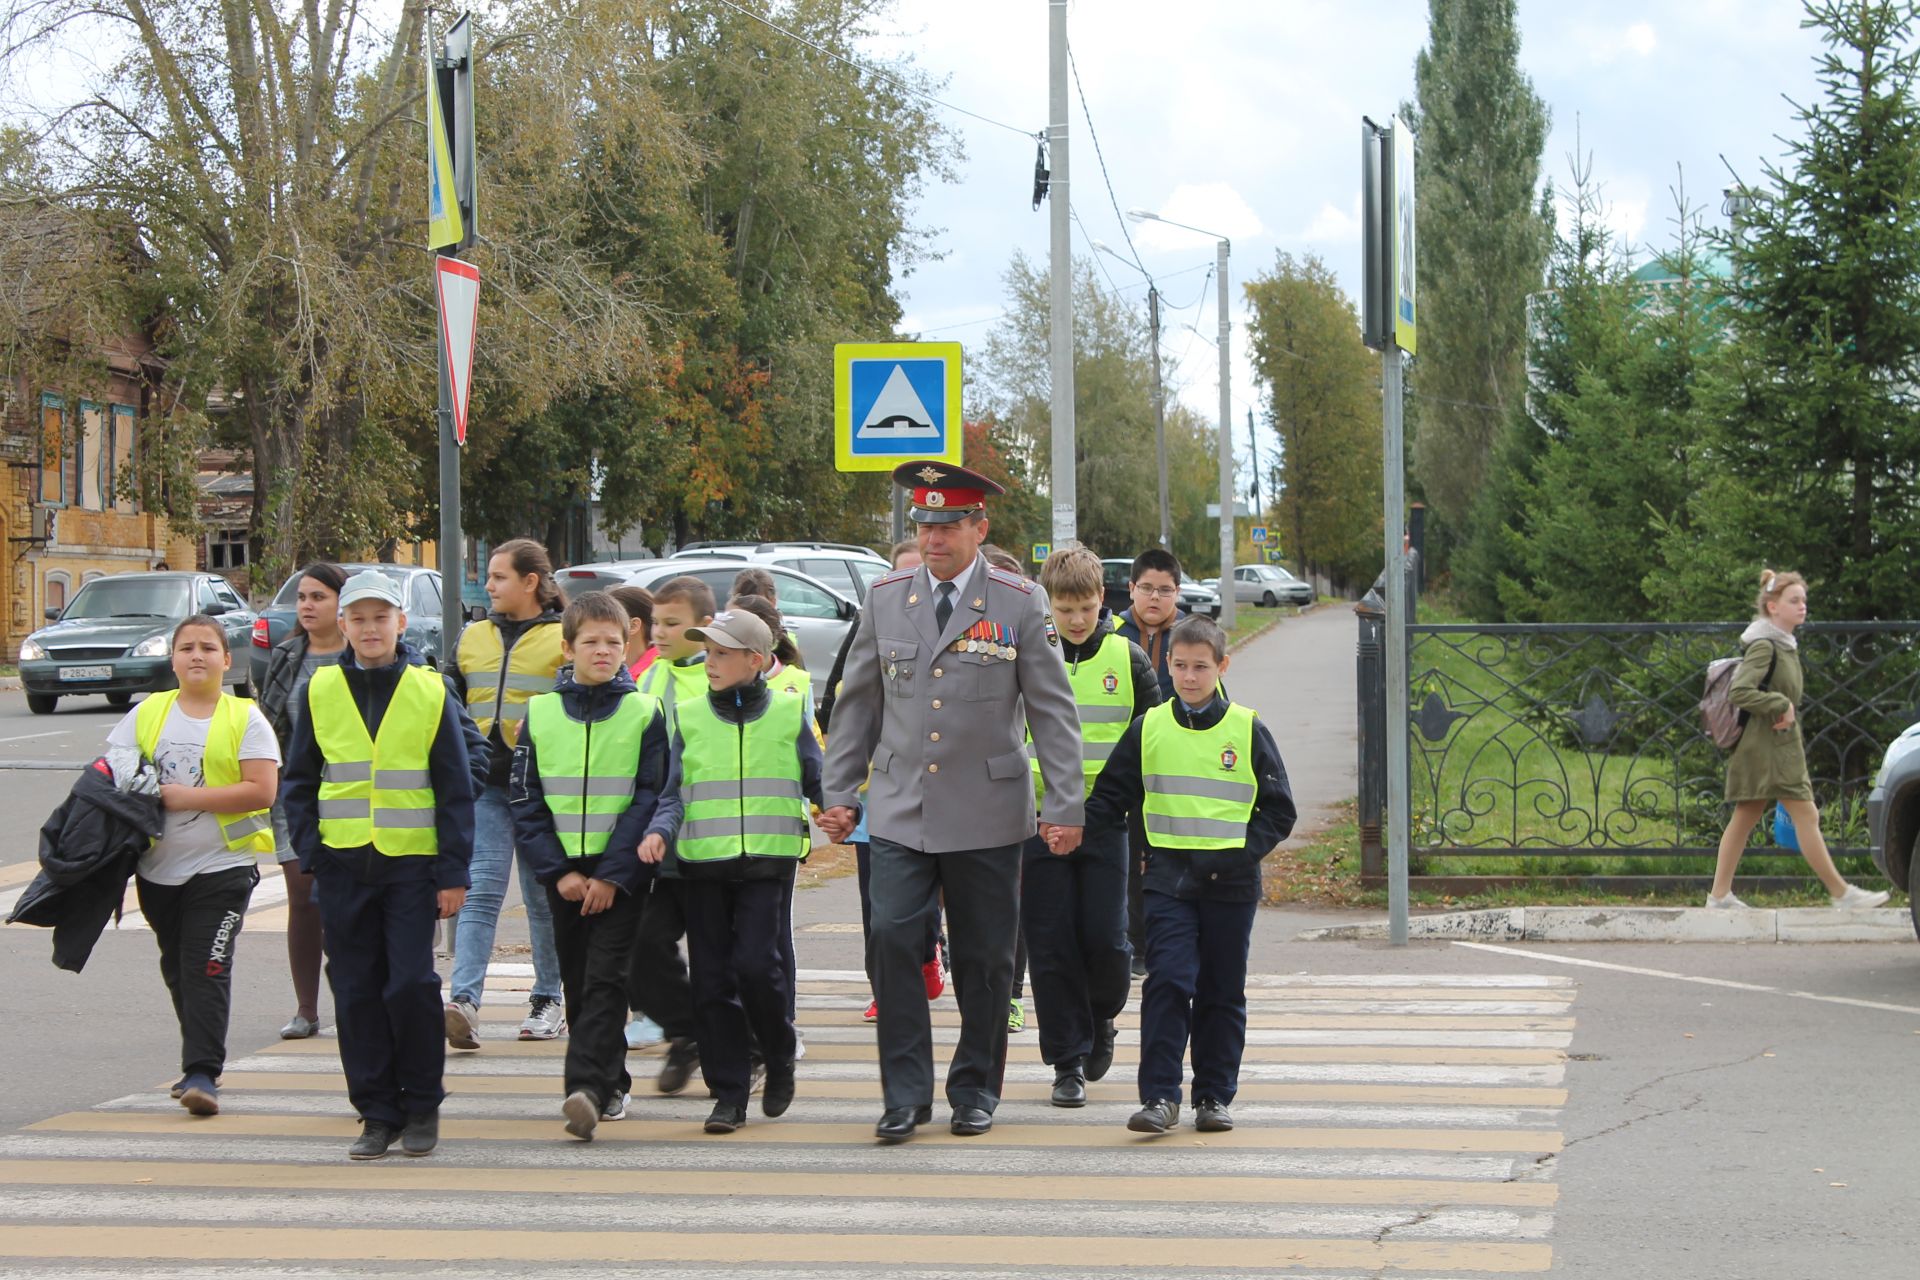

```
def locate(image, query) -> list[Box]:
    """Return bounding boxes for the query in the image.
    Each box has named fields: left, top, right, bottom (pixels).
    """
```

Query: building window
left=79, top=402, right=106, bottom=510
left=112, top=404, right=136, bottom=512
left=38, top=394, right=69, bottom=506
left=206, top=527, right=249, bottom=571
left=45, top=571, right=70, bottom=614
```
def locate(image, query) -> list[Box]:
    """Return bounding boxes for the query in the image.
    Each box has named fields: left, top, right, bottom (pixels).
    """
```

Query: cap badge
left=924, top=490, right=946, bottom=507
left=915, top=465, right=946, bottom=484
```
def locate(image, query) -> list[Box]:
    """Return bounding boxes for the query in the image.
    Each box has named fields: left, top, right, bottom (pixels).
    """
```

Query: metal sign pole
left=1382, top=349, right=1409, bottom=947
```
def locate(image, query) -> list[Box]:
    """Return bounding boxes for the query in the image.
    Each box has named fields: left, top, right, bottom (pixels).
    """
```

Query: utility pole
left=1047, top=0, right=1076, bottom=546
left=1149, top=286, right=1169, bottom=548
left=431, top=13, right=476, bottom=667
left=1216, top=237, right=1235, bottom=629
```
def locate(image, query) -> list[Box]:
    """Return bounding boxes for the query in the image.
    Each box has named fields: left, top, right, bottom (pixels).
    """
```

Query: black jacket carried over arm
left=1084, top=694, right=1295, bottom=903
left=8, top=758, right=164, bottom=972
left=657, top=677, right=823, bottom=882
left=509, top=666, right=671, bottom=895
left=281, top=639, right=477, bottom=890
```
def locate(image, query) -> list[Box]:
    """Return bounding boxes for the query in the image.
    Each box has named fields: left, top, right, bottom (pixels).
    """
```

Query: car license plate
left=58, top=665, right=113, bottom=681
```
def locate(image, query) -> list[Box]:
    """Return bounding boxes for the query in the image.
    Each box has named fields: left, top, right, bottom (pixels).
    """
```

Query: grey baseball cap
left=685, top=609, right=773, bottom=660
left=337, top=570, right=406, bottom=610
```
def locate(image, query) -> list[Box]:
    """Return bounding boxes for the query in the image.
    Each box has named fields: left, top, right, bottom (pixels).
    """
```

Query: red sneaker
left=922, top=958, right=946, bottom=1001
left=863, top=999, right=878, bottom=1022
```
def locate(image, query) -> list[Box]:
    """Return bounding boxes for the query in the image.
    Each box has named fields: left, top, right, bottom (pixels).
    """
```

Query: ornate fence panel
left=1355, top=619, right=1920, bottom=880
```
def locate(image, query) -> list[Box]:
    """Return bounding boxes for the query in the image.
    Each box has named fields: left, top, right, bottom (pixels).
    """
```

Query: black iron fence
left=1355, top=610, right=1920, bottom=885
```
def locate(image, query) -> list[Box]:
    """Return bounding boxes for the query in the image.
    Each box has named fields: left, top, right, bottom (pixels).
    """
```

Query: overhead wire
left=1065, top=38, right=1146, bottom=276
left=710, top=0, right=1039, bottom=140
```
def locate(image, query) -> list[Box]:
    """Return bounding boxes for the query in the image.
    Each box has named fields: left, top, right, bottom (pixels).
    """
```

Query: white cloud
left=1130, top=182, right=1265, bottom=252
left=1625, top=21, right=1658, bottom=57
left=1580, top=20, right=1660, bottom=64
left=1299, top=194, right=1362, bottom=244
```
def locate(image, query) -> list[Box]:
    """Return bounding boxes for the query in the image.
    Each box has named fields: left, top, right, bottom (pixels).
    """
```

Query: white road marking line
left=1452, top=941, right=1920, bottom=1016
left=0, top=730, right=73, bottom=744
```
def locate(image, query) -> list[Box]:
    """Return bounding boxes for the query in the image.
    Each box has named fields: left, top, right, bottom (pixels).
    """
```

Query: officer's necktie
left=935, top=581, right=955, bottom=634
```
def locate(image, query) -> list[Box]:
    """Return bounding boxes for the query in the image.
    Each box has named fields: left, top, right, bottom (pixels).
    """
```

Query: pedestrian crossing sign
left=834, top=341, right=964, bottom=473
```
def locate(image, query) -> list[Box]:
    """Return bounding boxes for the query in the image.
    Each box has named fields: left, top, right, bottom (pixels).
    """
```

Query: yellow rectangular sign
left=833, top=342, right=964, bottom=473
left=427, top=49, right=464, bottom=251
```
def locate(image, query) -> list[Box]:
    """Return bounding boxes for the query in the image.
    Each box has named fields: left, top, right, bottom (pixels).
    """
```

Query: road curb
left=1296, top=905, right=1914, bottom=943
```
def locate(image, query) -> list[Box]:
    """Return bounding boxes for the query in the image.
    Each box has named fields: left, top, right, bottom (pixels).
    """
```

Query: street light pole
left=1047, top=0, right=1076, bottom=545
left=1127, top=207, right=1235, bottom=626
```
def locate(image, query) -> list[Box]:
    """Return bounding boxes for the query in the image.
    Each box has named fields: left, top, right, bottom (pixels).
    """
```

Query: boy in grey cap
left=639, top=609, right=824, bottom=1133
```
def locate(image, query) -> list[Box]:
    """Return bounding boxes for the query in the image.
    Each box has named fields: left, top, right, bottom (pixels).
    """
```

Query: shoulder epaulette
left=987, top=567, right=1036, bottom=594
left=872, top=569, right=916, bottom=588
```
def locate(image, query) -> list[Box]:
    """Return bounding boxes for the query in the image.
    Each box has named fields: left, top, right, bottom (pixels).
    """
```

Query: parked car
left=250, top=564, right=448, bottom=691
left=1098, top=558, right=1222, bottom=620
left=554, top=559, right=663, bottom=596
left=19, top=572, right=258, bottom=715
left=671, top=542, right=891, bottom=604
left=459, top=579, right=490, bottom=621
left=1227, top=563, right=1315, bottom=608
left=623, top=561, right=857, bottom=700
left=1867, top=716, right=1920, bottom=939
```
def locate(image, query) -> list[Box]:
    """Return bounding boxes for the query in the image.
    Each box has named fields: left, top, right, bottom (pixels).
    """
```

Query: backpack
left=1700, top=641, right=1777, bottom=750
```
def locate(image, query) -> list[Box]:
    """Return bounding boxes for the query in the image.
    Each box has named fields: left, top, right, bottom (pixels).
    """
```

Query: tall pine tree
left=1647, top=0, right=1920, bottom=621
left=1402, top=0, right=1552, bottom=551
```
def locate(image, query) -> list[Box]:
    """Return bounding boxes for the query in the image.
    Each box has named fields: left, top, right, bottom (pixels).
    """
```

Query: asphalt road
left=2, top=638, right=1917, bottom=1276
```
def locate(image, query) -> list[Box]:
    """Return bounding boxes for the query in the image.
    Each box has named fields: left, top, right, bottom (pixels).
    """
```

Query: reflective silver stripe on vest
left=1145, top=813, right=1249, bottom=840
left=1141, top=773, right=1257, bottom=803
left=491, top=702, right=529, bottom=722
left=223, top=812, right=272, bottom=838
left=540, top=776, right=637, bottom=798
left=374, top=769, right=431, bottom=790
left=1083, top=741, right=1116, bottom=762
left=505, top=674, right=553, bottom=693
left=1078, top=705, right=1132, bottom=724
left=322, top=762, right=372, bottom=784
left=556, top=812, right=622, bottom=835
left=318, top=799, right=369, bottom=819
left=679, top=815, right=810, bottom=840
left=373, top=808, right=436, bottom=829
left=682, top=778, right=807, bottom=803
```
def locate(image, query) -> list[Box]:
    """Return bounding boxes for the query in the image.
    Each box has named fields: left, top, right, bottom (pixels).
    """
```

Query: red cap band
left=912, top=485, right=984, bottom=511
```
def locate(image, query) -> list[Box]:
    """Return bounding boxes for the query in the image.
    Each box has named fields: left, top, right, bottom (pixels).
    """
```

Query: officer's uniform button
left=1209, top=872, right=1219, bottom=880
left=931, top=699, right=942, bottom=709
left=929, top=732, right=940, bottom=742
left=928, top=763, right=939, bottom=774
left=933, top=668, right=944, bottom=678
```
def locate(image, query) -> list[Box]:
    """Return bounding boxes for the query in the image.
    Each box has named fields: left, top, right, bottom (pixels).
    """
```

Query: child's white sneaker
left=1831, top=884, right=1890, bottom=910
left=1704, top=892, right=1749, bottom=909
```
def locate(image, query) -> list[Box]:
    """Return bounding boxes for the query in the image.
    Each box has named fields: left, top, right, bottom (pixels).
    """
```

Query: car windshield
left=62, top=578, right=191, bottom=620
left=274, top=566, right=404, bottom=606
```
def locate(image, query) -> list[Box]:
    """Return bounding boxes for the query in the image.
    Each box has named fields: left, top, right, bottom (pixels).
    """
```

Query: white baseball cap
left=337, top=570, right=406, bottom=610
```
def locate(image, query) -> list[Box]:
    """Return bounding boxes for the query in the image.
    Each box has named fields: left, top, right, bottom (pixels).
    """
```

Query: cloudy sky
left=858, top=0, right=1829, bottom=475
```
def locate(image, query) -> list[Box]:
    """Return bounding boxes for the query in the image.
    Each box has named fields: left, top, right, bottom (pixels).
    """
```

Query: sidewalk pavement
left=1222, top=603, right=1357, bottom=848
left=1299, top=904, right=1915, bottom=943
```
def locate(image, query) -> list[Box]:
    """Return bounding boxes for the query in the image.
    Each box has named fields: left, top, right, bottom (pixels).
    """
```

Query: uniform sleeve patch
left=1043, top=614, right=1059, bottom=646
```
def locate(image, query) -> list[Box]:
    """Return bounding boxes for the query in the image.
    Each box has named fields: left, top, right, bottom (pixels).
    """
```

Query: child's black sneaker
left=177, top=1073, right=219, bottom=1117
left=349, top=1120, right=397, bottom=1160
left=1194, top=1098, right=1234, bottom=1132
left=657, top=1038, right=699, bottom=1094
left=1127, top=1099, right=1179, bottom=1135
left=1085, top=1020, right=1118, bottom=1082
left=762, top=1063, right=796, bottom=1118
left=563, top=1090, right=600, bottom=1141
left=704, top=1101, right=746, bottom=1134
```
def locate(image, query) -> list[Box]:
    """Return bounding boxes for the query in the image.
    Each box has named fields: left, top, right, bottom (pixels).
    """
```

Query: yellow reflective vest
left=1140, top=701, right=1258, bottom=850
left=134, top=691, right=275, bottom=855
left=456, top=619, right=562, bottom=748
left=308, top=664, right=446, bottom=856
left=525, top=691, right=660, bottom=858
left=1033, top=631, right=1134, bottom=802
left=673, top=694, right=809, bottom=862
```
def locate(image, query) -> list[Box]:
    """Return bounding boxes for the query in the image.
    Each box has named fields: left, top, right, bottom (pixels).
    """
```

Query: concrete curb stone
left=1297, top=905, right=1913, bottom=944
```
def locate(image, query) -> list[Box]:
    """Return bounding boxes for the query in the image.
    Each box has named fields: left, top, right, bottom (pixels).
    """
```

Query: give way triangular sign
left=435, top=256, right=480, bottom=445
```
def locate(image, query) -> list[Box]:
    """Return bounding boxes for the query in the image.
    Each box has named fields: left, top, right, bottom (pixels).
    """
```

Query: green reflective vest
left=525, top=690, right=660, bottom=858
left=308, top=664, right=446, bottom=856
left=1140, top=701, right=1257, bottom=850
left=639, top=656, right=708, bottom=718
left=134, top=691, right=275, bottom=855
left=674, top=693, right=809, bottom=862
left=1033, top=631, right=1135, bottom=802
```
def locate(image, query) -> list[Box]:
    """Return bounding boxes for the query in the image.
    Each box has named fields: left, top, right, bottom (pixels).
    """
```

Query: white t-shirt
left=107, top=700, right=282, bottom=885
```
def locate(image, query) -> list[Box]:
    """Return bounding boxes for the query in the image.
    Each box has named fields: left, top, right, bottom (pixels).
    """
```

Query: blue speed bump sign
left=1251, top=525, right=1268, bottom=544
left=834, top=341, right=964, bottom=473
left=1030, top=542, right=1051, bottom=564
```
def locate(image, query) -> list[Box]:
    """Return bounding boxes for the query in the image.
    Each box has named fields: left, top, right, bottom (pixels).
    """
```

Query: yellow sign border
left=833, top=342, right=964, bottom=473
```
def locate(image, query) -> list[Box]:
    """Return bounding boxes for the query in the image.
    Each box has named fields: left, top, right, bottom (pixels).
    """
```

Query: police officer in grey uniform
left=819, top=460, right=1086, bottom=1142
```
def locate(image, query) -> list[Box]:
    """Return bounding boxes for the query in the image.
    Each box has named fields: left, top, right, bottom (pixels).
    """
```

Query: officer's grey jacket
left=823, top=555, right=1086, bottom=851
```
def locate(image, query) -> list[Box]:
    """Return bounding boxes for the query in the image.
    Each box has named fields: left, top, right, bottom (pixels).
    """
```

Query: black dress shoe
left=348, top=1120, right=397, bottom=1161
left=399, top=1111, right=439, bottom=1156
left=875, top=1104, right=933, bottom=1142
left=1051, top=1064, right=1087, bottom=1108
left=1127, top=1099, right=1179, bottom=1135
left=1085, top=1020, right=1118, bottom=1082
left=704, top=1101, right=746, bottom=1134
left=949, top=1105, right=993, bottom=1136
left=762, top=1062, right=796, bottom=1118
left=1194, top=1098, right=1234, bottom=1132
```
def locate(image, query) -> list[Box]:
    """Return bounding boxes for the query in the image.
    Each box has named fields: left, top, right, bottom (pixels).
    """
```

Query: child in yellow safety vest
left=105, top=614, right=280, bottom=1118
left=640, top=608, right=824, bottom=1134
left=281, top=571, right=476, bottom=1161
left=509, top=591, right=675, bottom=1141
left=1083, top=614, right=1296, bottom=1138
left=1021, top=548, right=1161, bottom=1109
